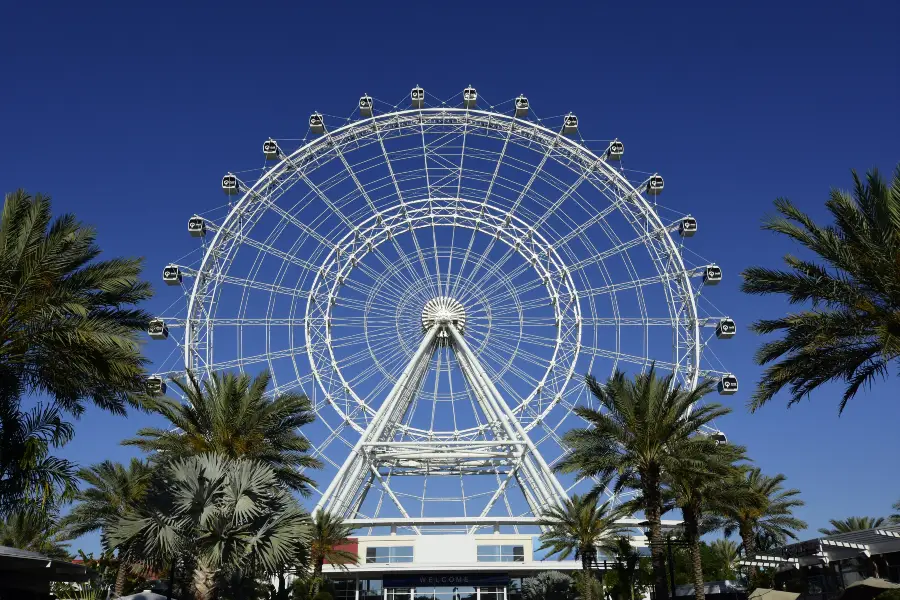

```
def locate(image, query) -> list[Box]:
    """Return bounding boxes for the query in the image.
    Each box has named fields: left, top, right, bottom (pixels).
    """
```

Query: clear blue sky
left=3, top=2, right=899, bottom=554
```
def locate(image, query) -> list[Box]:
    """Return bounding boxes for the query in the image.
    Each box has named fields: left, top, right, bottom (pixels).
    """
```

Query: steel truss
left=316, top=319, right=568, bottom=527
left=152, top=94, right=735, bottom=528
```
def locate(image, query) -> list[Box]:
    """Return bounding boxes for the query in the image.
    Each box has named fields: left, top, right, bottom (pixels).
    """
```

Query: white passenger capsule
left=411, top=86, right=425, bottom=109
left=716, top=318, right=736, bottom=339
left=647, top=174, right=664, bottom=195
left=263, top=139, right=280, bottom=160
left=188, top=215, right=206, bottom=237
left=562, top=114, right=578, bottom=135
left=718, top=374, right=738, bottom=395
left=162, top=264, right=182, bottom=286
left=222, top=173, right=239, bottom=195
left=309, top=112, right=325, bottom=134
left=679, top=217, right=697, bottom=237
left=359, top=95, right=373, bottom=117
left=704, top=265, right=722, bottom=285
left=463, top=86, right=477, bottom=108
left=606, top=139, right=624, bottom=161
left=147, top=318, right=169, bottom=340
left=146, top=376, right=167, bottom=396
left=515, top=95, right=529, bottom=117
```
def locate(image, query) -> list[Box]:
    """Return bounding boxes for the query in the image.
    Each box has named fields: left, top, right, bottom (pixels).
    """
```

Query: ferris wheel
left=148, top=87, right=737, bottom=534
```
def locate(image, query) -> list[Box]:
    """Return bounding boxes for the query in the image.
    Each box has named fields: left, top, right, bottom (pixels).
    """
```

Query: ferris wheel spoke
left=170, top=105, right=724, bottom=522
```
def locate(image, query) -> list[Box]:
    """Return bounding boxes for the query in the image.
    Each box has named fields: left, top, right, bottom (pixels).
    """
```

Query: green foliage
left=891, top=499, right=900, bottom=524
left=874, top=590, right=900, bottom=600
left=0, top=401, right=77, bottom=515
left=741, top=164, right=900, bottom=413
left=555, top=365, right=730, bottom=599
left=61, top=460, right=154, bottom=594
left=309, top=509, right=357, bottom=594
left=125, top=369, right=321, bottom=494
left=313, top=591, right=334, bottom=600
left=0, top=189, right=153, bottom=414
left=0, top=189, right=152, bottom=514
left=600, top=537, right=653, bottom=600
left=522, top=571, right=576, bottom=600
left=716, top=468, right=806, bottom=559
left=537, top=494, right=627, bottom=563
left=706, top=539, right=740, bottom=580
left=105, top=453, right=312, bottom=598
left=0, top=507, right=71, bottom=559
left=818, top=516, right=885, bottom=535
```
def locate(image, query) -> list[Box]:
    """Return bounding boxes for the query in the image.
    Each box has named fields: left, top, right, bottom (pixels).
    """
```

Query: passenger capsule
left=606, top=139, right=624, bottom=161
left=309, top=112, right=325, bottom=135
left=710, top=432, right=727, bottom=443
left=162, top=264, right=182, bottom=286
left=463, top=86, right=477, bottom=108
left=359, top=95, right=373, bottom=117
left=188, top=215, right=206, bottom=237
left=147, top=318, right=169, bottom=340
left=222, top=173, right=239, bottom=196
left=146, top=376, right=167, bottom=396
left=647, top=174, right=664, bottom=195
left=515, top=95, right=529, bottom=117
left=718, top=374, right=739, bottom=395
left=263, top=139, right=280, bottom=160
left=562, top=114, right=578, bottom=136
left=704, top=265, right=722, bottom=285
left=716, top=317, right=736, bottom=339
left=679, top=217, right=697, bottom=237
left=411, top=86, right=425, bottom=109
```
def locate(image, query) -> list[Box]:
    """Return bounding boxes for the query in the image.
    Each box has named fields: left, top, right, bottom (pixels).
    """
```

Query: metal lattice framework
left=153, top=90, right=735, bottom=534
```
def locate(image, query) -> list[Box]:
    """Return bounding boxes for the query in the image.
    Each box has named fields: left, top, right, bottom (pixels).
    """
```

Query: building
left=0, top=545, right=92, bottom=600
left=322, top=516, right=678, bottom=600
left=742, top=523, right=900, bottom=600
left=324, top=532, right=578, bottom=600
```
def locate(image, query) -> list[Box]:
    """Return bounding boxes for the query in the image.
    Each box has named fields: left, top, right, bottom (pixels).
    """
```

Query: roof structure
left=741, top=524, right=900, bottom=569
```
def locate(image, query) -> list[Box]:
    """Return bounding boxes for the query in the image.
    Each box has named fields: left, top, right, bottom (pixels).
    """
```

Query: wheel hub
left=422, top=296, right=466, bottom=339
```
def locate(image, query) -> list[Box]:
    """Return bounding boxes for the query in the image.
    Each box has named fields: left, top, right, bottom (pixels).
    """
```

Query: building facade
left=324, top=533, right=581, bottom=600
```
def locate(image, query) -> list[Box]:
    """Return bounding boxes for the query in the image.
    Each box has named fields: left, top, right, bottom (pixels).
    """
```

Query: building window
left=366, top=546, right=414, bottom=563
left=476, top=545, right=524, bottom=562
left=387, top=588, right=411, bottom=600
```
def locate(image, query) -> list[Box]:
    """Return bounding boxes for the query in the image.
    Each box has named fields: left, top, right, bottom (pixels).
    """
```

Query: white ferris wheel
left=149, top=87, right=737, bottom=535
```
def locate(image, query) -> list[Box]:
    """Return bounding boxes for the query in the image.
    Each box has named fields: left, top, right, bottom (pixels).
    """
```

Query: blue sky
left=3, top=2, right=899, bottom=554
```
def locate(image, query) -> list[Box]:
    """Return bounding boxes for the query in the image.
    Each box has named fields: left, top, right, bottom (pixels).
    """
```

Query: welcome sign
left=383, top=573, right=510, bottom=588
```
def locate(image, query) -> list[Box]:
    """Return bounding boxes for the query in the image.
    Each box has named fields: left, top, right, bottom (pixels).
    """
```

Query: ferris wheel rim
left=184, top=106, right=702, bottom=398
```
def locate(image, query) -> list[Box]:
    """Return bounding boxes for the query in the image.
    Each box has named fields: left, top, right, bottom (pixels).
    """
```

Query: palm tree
left=717, top=468, right=806, bottom=573
left=124, top=370, right=321, bottom=494
left=538, top=494, right=627, bottom=600
left=61, top=459, right=153, bottom=595
left=106, top=453, right=311, bottom=600
left=599, top=537, right=646, bottom=600
left=0, top=189, right=153, bottom=415
left=556, top=367, right=730, bottom=600
left=522, top=571, right=575, bottom=600
left=707, top=539, right=740, bottom=580
left=0, top=190, right=152, bottom=512
left=0, top=508, right=70, bottom=559
left=818, top=516, right=885, bottom=535
left=891, top=500, right=900, bottom=524
left=741, top=165, right=900, bottom=413
left=309, top=509, right=357, bottom=594
left=0, top=402, right=77, bottom=516
left=666, top=444, right=748, bottom=600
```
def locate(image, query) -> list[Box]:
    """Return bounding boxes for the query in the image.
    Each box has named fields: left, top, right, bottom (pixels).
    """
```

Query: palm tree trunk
left=683, top=506, right=705, bottom=600
left=582, top=554, right=594, bottom=600
left=644, top=477, right=669, bottom=600
left=193, top=558, right=218, bottom=600
left=114, top=560, right=128, bottom=596
left=311, top=557, right=325, bottom=597
left=739, top=522, right=756, bottom=580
